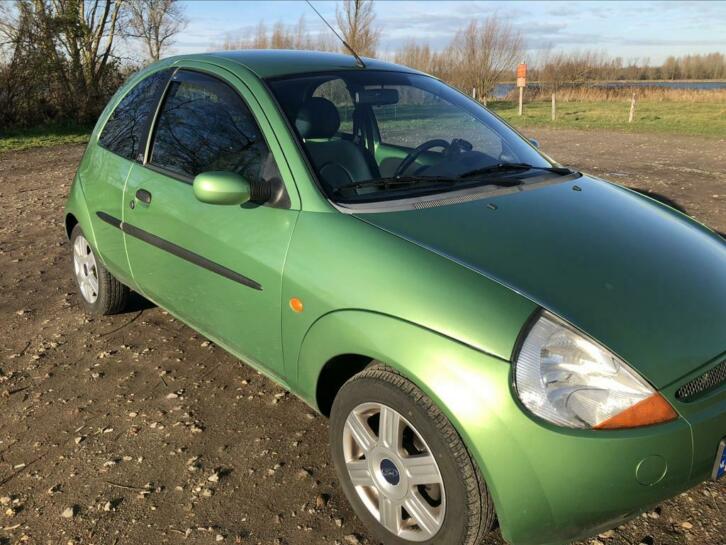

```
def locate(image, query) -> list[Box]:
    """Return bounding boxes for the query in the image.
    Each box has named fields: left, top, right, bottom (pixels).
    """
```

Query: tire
left=330, top=363, right=495, bottom=545
left=70, top=224, right=129, bottom=315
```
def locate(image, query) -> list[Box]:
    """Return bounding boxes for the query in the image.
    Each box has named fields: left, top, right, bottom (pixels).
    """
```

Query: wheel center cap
left=379, top=459, right=400, bottom=486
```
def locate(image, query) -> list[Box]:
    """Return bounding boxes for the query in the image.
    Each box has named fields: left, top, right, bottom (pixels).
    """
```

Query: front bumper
left=422, top=348, right=725, bottom=545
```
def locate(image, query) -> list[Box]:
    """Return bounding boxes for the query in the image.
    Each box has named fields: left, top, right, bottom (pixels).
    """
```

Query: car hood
left=355, top=176, right=726, bottom=388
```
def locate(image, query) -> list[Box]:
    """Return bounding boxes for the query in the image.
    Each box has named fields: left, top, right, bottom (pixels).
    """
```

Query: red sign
left=516, top=63, right=527, bottom=87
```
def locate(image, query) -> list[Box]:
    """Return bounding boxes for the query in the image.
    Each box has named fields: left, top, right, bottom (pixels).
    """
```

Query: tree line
left=1, top=0, right=724, bottom=132
left=0, top=0, right=185, bottom=129
left=221, top=0, right=380, bottom=56
left=529, top=50, right=726, bottom=91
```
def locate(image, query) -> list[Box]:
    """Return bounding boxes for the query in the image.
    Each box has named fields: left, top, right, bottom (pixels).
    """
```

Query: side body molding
left=95, top=211, right=263, bottom=291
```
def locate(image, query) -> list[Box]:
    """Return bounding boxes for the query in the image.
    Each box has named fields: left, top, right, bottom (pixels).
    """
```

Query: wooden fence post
left=628, top=93, right=636, bottom=123
left=551, top=92, right=556, bottom=121
left=518, top=86, right=523, bottom=116
left=472, top=87, right=476, bottom=100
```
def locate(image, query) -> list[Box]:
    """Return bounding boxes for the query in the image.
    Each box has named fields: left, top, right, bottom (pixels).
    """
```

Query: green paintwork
left=356, top=177, right=726, bottom=389
left=213, top=49, right=421, bottom=79
left=64, top=50, right=726, bottom=545
left=193, top=171, right=252, bottom=206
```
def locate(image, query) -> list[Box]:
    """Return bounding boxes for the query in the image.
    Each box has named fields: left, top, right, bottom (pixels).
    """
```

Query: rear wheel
left=330, top=364, right=495, bottom=545
left=70, top=225, right=129, bottom=315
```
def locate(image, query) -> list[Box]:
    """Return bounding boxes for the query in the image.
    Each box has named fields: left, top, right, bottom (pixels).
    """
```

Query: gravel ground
left=0, top=130, right=724, bottom=545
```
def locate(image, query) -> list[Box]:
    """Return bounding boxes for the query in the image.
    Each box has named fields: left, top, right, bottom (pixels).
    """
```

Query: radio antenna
left=305, top=0, right=366, bottom=68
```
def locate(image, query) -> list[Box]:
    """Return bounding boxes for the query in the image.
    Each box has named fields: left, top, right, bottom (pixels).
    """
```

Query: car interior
left=268, top=70, right=554, bottom=202
left=294, top=95, right=377, bottom=187
left=271, top=74, right=495, bottom=192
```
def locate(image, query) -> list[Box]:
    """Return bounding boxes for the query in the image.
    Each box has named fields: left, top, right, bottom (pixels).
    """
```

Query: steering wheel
left=394, top=139, right=450, bottom=177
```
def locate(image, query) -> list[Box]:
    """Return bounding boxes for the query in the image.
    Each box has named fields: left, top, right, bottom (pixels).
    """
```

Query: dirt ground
left=0, top=129, right=724, bottom=545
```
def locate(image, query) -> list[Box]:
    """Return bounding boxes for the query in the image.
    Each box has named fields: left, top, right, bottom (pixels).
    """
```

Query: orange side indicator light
left=289, top=297, right=304, bottom=313
left=594, top=393, right=678, bottom=430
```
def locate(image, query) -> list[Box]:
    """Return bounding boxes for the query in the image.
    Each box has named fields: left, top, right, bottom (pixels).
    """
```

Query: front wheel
left=330, top=364, right=495, bottom=545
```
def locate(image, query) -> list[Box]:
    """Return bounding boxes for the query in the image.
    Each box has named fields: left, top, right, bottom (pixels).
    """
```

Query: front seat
left=295, top=97, right=373, bottom=189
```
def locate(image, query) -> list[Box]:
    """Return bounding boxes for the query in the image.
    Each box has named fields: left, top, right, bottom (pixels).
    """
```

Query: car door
left=83, top=68, right=172, bottom=280
left=123, top=67, right=299, bottom=377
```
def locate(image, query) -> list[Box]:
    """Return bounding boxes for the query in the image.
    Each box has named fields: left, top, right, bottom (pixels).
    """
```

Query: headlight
left=515, top=311, right=677, bottom=429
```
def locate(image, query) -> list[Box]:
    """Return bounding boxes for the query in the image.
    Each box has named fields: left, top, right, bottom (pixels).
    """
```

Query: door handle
left=135, top=189, right=152, bottom=205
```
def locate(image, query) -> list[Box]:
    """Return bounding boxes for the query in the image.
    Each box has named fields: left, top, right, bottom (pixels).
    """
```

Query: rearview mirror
left=529, top=138, right=540, bottom=148
left=355, top=88, right=399, bottom=106
left=193, top=171, right=251, bottom=206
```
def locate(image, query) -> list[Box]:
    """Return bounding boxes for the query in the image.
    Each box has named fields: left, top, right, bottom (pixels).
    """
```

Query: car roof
left=175, top=49, right=423, bottom=79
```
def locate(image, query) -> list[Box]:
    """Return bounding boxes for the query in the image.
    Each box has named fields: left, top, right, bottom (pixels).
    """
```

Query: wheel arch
left=296, top=309, right=520, bottom=531
left=65, top=213, right=79, bottom=240
left=64, top=175, right=100, bottom=250
left=315, top=353, right=375, bottom=417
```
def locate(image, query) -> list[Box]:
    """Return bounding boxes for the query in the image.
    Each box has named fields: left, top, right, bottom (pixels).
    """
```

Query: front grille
left=676, top=360, right=726, bottom=401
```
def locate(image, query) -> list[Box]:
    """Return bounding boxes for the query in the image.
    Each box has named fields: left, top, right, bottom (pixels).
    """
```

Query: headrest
left=295, top=97, right=340, bottom=139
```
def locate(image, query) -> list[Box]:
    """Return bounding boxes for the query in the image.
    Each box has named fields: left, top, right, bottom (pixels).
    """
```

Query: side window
left=312, top=78, right=354, bottom=133
left=99, top=69, right=171, bottom=161
left=150, top=71, right=279, bottom=184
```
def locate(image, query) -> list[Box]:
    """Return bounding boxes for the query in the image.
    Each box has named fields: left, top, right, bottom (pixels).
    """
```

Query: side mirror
left=529, top=138, right=540, bottom=149
left=193, top=171, right=251, bottom=206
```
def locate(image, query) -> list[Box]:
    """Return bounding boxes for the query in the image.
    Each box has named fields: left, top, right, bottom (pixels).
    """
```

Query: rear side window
left=99, top=69, right=171, bottom=161
left=149, top=71, right=279, bottom=184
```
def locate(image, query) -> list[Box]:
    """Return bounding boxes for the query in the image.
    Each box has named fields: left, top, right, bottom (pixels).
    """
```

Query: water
left=492, top=80, right=726, bottom=99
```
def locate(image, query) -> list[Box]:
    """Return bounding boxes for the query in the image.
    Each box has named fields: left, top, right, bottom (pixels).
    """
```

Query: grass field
left=1, top=95, right=724, bottom=154
left=0, top=124, right=92, bottom=153
left=489, top=99, right=726, bottom=137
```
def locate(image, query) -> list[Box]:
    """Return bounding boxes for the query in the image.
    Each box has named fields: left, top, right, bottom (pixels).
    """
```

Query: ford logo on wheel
left=380, top=459, right=400, bottom=486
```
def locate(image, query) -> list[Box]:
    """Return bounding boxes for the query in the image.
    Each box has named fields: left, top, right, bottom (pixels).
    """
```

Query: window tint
left=150, top=71, right=278, bottom=184
left=99, top=69, right=171, bottom=161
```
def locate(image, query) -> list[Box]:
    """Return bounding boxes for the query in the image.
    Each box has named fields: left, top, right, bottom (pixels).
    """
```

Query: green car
left=64, top=50, right=725, bottom=545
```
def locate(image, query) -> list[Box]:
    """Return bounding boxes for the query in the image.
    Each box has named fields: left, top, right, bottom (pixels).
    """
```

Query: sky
left=172, top=1, right=726, bottom=64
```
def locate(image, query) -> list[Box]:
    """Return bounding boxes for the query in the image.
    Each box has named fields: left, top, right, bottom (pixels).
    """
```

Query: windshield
left=267, top=70, right=560, bottom=203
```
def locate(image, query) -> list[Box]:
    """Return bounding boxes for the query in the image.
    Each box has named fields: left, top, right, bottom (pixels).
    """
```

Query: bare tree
left=537, top=49, right=609, bottom=92
left=18, top=0, right=126, bottom=122
left=223, top=20, right=267, bottom=50
left=126, top=0, right=187, bottom=62
left=336, top=0, right=379, bottom=57
left=0, top=3, right=14, bottom=46
left=445, top=16, right=523, bottom=99
left=394, top=40, right=434, bottom=73
left=253, top=21, right=268, bottom=49
left=221, top=16, right=336, bottom=52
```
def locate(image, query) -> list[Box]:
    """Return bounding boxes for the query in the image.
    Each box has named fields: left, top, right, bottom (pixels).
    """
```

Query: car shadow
left=630, top=188, right=725, bottom=239
left=629, top=187, right=689, bottom=214
left=126, top=290, right=156, bottom=313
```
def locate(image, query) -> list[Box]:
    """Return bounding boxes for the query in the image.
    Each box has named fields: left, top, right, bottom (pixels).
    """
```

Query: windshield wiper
left=333, top=174, right=522, bottom=194
left=459, top=163, right=574, bottom=179
left=331, top=176, right=458, bottom=194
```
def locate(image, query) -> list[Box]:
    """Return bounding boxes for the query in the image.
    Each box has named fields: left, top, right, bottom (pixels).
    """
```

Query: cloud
left=176, top=1, right=725, bottom=64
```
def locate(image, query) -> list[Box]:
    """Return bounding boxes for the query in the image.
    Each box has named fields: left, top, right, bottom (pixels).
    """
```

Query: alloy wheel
left=73, top=234, right=99, bottom=304
left=343, top=402, right=446, bottom=541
